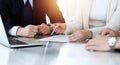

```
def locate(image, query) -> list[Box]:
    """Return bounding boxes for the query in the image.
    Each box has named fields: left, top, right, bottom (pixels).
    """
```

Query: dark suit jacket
left=1, top=0, right=65, bottom=34
left=0, top=0, right=8, bottom=24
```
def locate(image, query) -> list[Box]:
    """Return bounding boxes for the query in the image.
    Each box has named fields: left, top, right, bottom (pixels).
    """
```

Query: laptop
left=0, top=16, right=47, bottom=48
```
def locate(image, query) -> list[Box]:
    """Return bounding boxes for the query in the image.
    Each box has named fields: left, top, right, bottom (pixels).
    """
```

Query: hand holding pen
left=50, top=23, right=66, bottom=35
left=50, top=26, right=58, bottom=36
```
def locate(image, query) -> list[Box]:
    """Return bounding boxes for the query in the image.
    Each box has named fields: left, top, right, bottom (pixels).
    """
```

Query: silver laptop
left=0, top=16, right=47, bottom=48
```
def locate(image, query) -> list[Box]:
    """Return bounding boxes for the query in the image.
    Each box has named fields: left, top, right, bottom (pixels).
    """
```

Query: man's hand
left=17, top=25, right=38, bottom=38
left=38, top=23, right=51, bottom=35
left=86, top=35, right=111, bottom=52
left=69, top=30, right=92, bottom=42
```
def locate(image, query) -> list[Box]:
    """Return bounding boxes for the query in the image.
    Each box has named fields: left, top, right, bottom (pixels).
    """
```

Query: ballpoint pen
left=50, top=26, right=58, bottom=36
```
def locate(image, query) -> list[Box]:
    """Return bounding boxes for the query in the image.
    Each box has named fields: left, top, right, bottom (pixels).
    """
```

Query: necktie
left=22, top=0, right=33, bottom=26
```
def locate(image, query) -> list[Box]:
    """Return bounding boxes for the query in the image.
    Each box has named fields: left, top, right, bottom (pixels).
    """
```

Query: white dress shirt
left=89, top=0, right=108, bottom=28
left=24, top=0, right=33, bottom=8
left=8, top=0, right=33, bottom=36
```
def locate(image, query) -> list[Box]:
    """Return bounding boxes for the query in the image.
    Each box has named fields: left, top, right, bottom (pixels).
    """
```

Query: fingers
left=49, top=23, right=66, bottom=34
left=86, top=39, right=96, bottom=46
left=102, top=30, right=108, bottom=36
left=28, top=25, right=38, bottom=33
left=101, top=28, right=109, bottom=36
left=38, top=23, right=50, bottom=35
left=16, top=25, right=38, bottom=38
left=86, top=35, right=110, bottom=52
left=55, top=26, right=64, bottom=34
left=25, top=25, right=38, bottom=37
left=86, top=45, right=96, bottom=51
left=69, top=33, right=81, bottom=42
left=27, top=34, right=36, bottom=38
left=86, top=39, right=98, bottom=51
left=27, top=25, right=38, bottom=33
left=68, top=30, right=86, bottom=42
left=50, top=24, right=56, bottom=28
left=101, top=28, right=116, bottom=37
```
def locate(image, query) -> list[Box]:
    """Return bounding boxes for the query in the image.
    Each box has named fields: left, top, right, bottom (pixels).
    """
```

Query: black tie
left=22, top=0, right=33, bottom=26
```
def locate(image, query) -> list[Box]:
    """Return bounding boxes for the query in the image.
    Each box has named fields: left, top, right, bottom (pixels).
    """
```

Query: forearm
left=4, top=16, right=14, bottom=34
left=47, top=0, right=65, bottom=23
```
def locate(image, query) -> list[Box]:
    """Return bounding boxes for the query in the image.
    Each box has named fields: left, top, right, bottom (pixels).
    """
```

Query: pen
left=50, top=26, right=58, bottom=36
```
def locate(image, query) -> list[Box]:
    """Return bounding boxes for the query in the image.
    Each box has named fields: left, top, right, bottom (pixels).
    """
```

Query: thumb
left=101, top=31, right=109, bottom=36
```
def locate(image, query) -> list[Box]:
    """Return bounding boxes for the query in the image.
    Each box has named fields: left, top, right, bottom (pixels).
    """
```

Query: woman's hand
left=102, top=28, right=119, bottom=37
left=69, top=30, right=92, bottom=42
left=86, top=35, right=111, bottom=52
left=51, top=23, right=66, bottom=34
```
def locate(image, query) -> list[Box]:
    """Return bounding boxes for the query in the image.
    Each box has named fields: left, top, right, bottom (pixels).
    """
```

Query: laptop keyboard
left=8, top=38, right=26, bottom=45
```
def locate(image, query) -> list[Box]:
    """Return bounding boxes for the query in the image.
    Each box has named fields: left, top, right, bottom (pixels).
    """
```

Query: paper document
left=36, top=35, right=69, bottom=43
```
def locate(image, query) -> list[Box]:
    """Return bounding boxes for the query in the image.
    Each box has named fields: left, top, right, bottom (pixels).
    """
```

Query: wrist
left=108, top=37, right=117, bottom=50
left=114, top=37, right=120, bottom=49
left=16, top=27, right=23, bottom=37
left=87, top=30, right=92, bottom=39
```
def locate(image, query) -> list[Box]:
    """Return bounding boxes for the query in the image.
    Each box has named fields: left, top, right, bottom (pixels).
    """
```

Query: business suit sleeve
left=0, top=0, right=12, bottom=35
left=46, top=0, right=65, bottom=23
left=0, top=0, right=9, bottom=24
left=2, top=0, right=23, bottom=36
left=0, top=0, right=17, bottom=36
left=5, top=16, right=14, bottom=34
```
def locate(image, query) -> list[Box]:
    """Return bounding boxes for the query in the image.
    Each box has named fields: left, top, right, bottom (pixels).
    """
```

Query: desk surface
left=0, top=37, right=120, bottom=65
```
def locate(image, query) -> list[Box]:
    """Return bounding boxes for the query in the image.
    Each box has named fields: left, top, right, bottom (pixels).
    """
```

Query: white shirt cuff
left=8, top=26, right=20, bottom=36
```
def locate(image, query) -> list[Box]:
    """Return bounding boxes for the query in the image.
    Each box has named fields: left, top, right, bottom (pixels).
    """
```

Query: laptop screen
left=0, top=16, right=10, bottom=46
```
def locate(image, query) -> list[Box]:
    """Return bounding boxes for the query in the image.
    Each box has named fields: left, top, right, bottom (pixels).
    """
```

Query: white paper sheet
left=36, top=35, right=69, bottom=43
